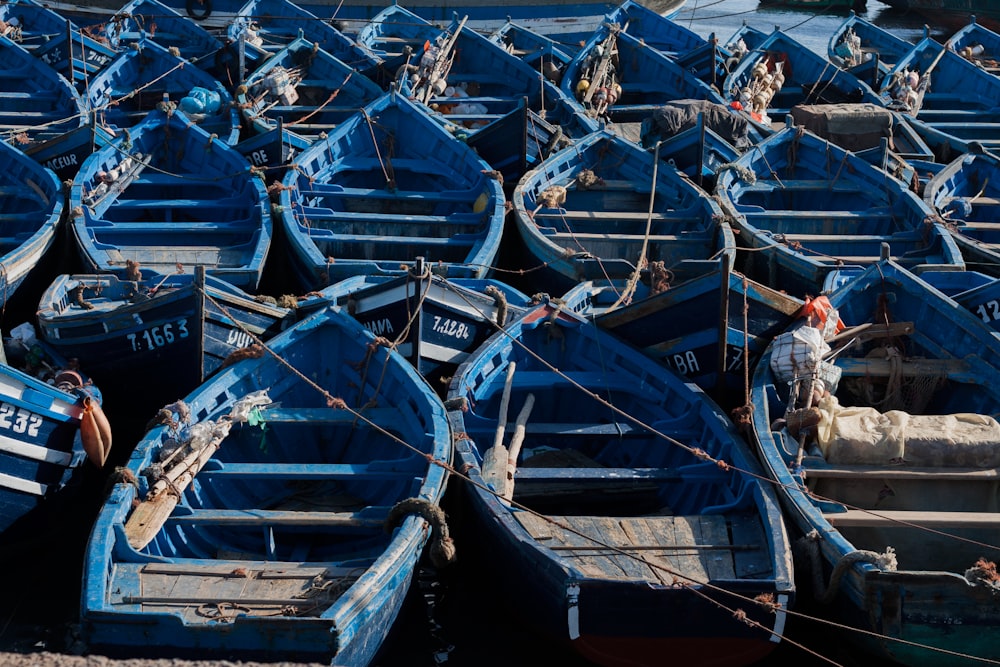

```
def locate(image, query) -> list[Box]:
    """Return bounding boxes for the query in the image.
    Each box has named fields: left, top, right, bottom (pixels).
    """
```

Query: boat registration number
left=974, top=300, right=1000, bottom=325
left=665, top=345, right=745, bottom=376
left=431, top=316, right=471, bottom=340
left=126, top=320, right=190, bottom=352
left=0, top=403, right=42, bottom=438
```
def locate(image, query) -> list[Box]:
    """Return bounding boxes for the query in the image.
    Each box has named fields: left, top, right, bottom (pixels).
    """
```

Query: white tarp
left=815, top=394, right=1000, bottom=467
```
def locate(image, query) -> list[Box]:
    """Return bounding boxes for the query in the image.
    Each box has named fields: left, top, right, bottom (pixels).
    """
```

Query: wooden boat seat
left=955, top=222, right=1000, bottom=231
left=737, top=179, right=869, bottom=192
left=325, top=234, right=476, bottom=247
left=520, top=422, right=653, bottom=437
left=165, top=505, right=392, bottom=527
left=299, top=210, right=486, bottom=229
left=108, top=198, right=248, bottom=211
left=534, top=211, right=696, bottom=222
left=774, top=233, right=900, bottom=242
left=548, top=231, right=710, bottom=244
left=739, top=210, right=893, bottom=222
left=1, top=91, right=60, bottom=101
left=99, top=223, right=254, bottom=234
left=0, top=111, right=76, bottom=122
left=825, top=509, right=1000, bottom=529
left=199, top=461, right=423, bottom=481
left=259, top=406, right=407, bottom=429
left=298, top=184, right=482, bottom=203
left=803, top=462, right=1000, bottom=481
left=514, top=467, right=682, bottom=482
left=264, top=105, right=360, bottom=113
left=330, top=157, right=455, bottom=175
left=836, top=356, right=970, bottom=378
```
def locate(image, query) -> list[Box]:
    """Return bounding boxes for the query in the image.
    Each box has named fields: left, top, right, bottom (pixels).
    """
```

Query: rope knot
left=385, top=498, right=457, bottom=568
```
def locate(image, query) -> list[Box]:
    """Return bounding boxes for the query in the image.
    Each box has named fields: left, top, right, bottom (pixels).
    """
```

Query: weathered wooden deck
left=513, top=512, right=769, bottom=584
left=113, top=561, right=364, bottom=621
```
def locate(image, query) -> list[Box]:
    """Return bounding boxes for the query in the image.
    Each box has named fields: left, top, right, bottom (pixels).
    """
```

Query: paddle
left=124, top=391, right=272, bottom=551
left=481, top=361, right=516, bottom=493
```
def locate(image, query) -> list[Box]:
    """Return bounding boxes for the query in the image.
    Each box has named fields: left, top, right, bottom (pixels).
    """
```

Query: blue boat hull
left=82, top=304, right=452, bottom=664
left=751, top=258, right=1000, bottom=665
left=447, top=303, right=794, bottom=667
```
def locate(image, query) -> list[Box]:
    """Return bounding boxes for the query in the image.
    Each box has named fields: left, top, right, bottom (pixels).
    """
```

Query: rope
left=796, top=530, right=897, bottom=605
left=608, top=140, right=663, bottom=311
left=385, top=497, right=457, bottom=567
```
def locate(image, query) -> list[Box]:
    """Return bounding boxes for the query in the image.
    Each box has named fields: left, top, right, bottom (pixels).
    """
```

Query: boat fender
left=186, top=0, right=211, bottom=20
left=473, top=191, right=489, bottom=213
left=81, top=396, right=112, bottom=468
left=386, top=498, right=456, bottom=567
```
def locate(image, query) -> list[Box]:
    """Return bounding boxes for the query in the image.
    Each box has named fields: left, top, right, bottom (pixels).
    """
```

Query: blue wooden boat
left=923, top=148, right=1000, bottom=277
left=788, top=102, right=934, bottom=162
left=715, top=122, right=964, bottom=297
left=22, top=120, right=116, bottom=182
left=80, top=302, right=452, bottom=665
left=104, top=0, right=241, bottom=84
left=561, top=16, right=726, bottom=128
left=231, top=117, right=310, bottom=180
left=445, top=300, right=795, bottom=667
left=85, top=38, right=241, bottom=145
left=0, top=136, right=65, bottom=308
left=358, top=5, right=576, bottom=136
left=227, top=0, right=382, bottom=76
left=927, top=270, right=1000, bottom=332
left=45, top=0, right=675, bottom=46
left=236, top=36, right=384, bottom=145
left=750, top=252, right=1000, bottom=665
left=0, top=33, right=86, bottom=145
left=513, top=129, right=734, bottom=295
left=562, top=255, right=804, bottom=408
left=488, top=18, right=574, bottom=85
left=0, top=334, right=109, bottom=542
left=599, top=0, right=730, bottom=88
left=880, top=36, right=1000, bottom=151
left=829, top=264, right=1000, bottom=336
left=314, top=258, right=535, bottom=391
left=36, top=267, right=296, bottom=411
left=359, top=5, right=587, bottom=175
left=948, top=16, right=1000, bottom=77
left=278, top=91, right=506, bottom=290
left=70, top=105, right=272, bottom=292
left=827, top=11, right=923, bottom=81
left=723, top=27, right=883, bottom=137
left=0, top=0, right=117, bottom=88
left=637, top=99, right=747, bottom=189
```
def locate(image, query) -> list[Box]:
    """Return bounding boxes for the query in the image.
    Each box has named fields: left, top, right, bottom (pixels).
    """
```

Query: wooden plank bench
left=803, top=463, right=1000, bottom=481
left=311, top=233, right=477, bottom=248
left=825, top=509, right=1000, bottom=529
left=835, top=356, right=969, bottom=378
left=199, top=461, right=422, bottom=480
left=514, top=467, right=682, bottom=482
left=297, top=209, right=486, bottom=227
left=533, top=210, right=704, bottom=223
left=298, top=184, right=482, bottom=202
left=166, top=505, right=391, bottom=527
left=258, top=406, right=408, bottom=429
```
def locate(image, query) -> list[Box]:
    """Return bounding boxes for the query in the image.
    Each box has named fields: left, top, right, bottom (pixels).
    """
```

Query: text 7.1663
left=126, top=320, right=189, bottom=352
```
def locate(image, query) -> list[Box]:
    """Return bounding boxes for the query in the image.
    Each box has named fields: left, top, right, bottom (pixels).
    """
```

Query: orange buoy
left=81, top=396, right=112, bottom=468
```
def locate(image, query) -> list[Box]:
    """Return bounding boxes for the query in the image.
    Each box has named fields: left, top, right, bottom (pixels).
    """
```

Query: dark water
left=0, top=2, right=952, bottom=665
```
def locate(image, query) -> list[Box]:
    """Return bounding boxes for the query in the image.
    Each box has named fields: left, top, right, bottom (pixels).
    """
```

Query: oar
left=500, top=393, right=536, bottom=504
left=124, top=418, right=234, bottom=550
left=481, top=361, right=516, bottom=493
